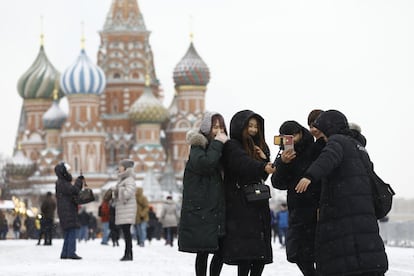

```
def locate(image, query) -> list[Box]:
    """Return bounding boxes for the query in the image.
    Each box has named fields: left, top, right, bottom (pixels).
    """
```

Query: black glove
left=77, top=175, right=85, bottom=181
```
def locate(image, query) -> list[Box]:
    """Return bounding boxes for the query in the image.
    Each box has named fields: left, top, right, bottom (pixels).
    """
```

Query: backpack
left=356, top=143, right=395, bottom=219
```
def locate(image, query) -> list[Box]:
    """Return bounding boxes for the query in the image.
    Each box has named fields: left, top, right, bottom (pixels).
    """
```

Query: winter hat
left=348, top=122, right=362, bottom=133
left=200, top=111, right=219, bottom=136
left=279, top=120, right=302, bottom=135
left=119, top=159, right=134, bottom=169
left=313, top=110, right=349, bottom=137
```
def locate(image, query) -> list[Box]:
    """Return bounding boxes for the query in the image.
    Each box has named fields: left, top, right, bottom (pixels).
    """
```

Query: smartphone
left=274, top=135, right=294, bottom=151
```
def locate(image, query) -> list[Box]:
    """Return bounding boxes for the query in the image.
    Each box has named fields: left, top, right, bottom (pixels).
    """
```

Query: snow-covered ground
left=0, top=239, right=413, bottom=275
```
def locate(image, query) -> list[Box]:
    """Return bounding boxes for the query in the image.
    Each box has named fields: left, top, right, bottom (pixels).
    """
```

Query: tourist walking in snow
left=98, top=190, right=111, bottom=245
left=160, top=195, right=178, bottom=247
left=135, top=187, right=149, bottom=247
left=179, top=111, right=228, bottom=276
left=39, top=191, right=56, bottom=245
left=221, top=110, right=275, bottom=276
left=12, top=214, right=21, bottom=239
left=55, top=162, right=83, bottom=260
left=295, top=110, right=388, bottom=276
left=112, top=159, right=137, bottom=261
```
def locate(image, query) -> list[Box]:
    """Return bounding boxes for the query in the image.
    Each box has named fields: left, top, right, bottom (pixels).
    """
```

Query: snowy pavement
left=0, top=239, right=413, bottom=275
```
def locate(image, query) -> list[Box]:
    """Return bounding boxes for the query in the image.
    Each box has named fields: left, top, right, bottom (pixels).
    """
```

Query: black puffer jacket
left=271, top=125, right=322, bottom=263
left=55, top=163, right=83, bottom=230
left=179, top=130, right=225, bottom=253
left=221, top=110, right=272, bottom=265
left=305, top=110, right=388, bottom=275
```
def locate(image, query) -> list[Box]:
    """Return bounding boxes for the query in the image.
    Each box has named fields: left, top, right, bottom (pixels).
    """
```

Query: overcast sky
left=1, top=0, right=413, bottom=198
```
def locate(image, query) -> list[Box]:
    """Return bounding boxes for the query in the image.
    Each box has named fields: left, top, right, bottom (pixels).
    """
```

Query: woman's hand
left=281, top=148, right=296, bottom=163
left=215, top=131, right=228, bottom=144
left=295, top=177, right=311, bottom=193
left=265, top=162, right=276, bottom=174
left=255, top=146, right=267, bottom=160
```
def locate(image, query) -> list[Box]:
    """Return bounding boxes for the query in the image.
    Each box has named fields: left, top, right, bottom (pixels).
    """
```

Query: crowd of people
left=1, top=108, right=388, bottom=276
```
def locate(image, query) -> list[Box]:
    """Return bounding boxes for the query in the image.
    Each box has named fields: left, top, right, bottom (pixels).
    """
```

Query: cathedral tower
left=166, top=39, right=210, bottom=174
left=98, top=0, right=162, bottom=167
left=60, top=39, right=107, bottom=177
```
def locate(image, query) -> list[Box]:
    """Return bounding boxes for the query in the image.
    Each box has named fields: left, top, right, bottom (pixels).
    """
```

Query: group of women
left=178, top=109, right=388, bottom=276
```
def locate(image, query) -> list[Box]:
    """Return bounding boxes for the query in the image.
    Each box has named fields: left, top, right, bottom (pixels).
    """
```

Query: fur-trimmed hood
left=186, top=129, right=208, bottom=149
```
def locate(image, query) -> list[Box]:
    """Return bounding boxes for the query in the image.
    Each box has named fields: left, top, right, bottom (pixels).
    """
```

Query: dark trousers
left=237, top=261, right=265, bottom=276
left=297, top=261, right=316, bottom=276
left=120, top=224, right=132, bottom=256
left=195, top=252, right=223, bottom=276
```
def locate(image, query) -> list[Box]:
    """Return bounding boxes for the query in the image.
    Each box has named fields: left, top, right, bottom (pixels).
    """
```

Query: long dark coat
left=304, top=133, right=388, bottom=275
left=271, top=127, right=321, bottom=263
left=55, top=163, right=83, bottom=231
left=221, top=110, right=272, bottom=265
left=179, top=130, right=225, bottom=253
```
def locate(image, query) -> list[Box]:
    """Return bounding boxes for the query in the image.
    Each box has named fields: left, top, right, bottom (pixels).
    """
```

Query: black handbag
left=74, top=182, right=95, bottom=205
left=239, top=180, right=271, bottom=202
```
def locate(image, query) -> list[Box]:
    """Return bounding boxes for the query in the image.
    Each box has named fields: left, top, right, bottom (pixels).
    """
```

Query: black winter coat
left=304, top=134, right=388, bottom=275
left=55, top=163, right=83, bottom=231
left=221, top=110, right=273, bottom=265
left=271, top=128, right=322, bottom=263
left=179, top=131, right=225, bottom=253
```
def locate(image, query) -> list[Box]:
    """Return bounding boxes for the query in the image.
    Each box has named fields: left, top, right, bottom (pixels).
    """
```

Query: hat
left=313, top=110, right=349, bottom=137
left=348, top=122, right=361, bottom=133
left=279, top=120, right=302, bottom=135
left=200, top=111, right=219, bottom=136
left=120, top=159, right=134, bottom=169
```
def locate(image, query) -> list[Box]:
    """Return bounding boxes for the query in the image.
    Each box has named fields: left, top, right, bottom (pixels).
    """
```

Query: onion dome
left=42, top=90, right=67, bottom=129
left=5, top=148, right=36, bottom=178
left=60, top=49, right=106, bottom=95
left=129, top=77, right=169, bottom=124
left=17, top=46, right=64, bottom=100
left=173, top=42, right=210, bottom=86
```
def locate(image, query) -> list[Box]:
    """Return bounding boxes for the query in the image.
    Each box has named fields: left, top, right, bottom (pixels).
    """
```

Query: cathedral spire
left=103, top=0, right=147, bottom=32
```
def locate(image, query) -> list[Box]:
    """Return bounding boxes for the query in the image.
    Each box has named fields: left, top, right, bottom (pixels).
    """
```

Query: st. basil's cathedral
left=4, top=0, right=210, bottom=208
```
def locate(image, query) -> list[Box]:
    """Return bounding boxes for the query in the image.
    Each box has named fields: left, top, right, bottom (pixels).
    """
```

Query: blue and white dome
left=60, top=49, right=106, bottom=95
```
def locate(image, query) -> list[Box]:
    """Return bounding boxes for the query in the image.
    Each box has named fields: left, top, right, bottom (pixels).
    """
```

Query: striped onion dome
left=60, top=49, right=106, bottom=95
left=42, top=100, right=67, bottom=129
left=129, top=85, right=169, bottom=124
left=17, top=46, right=64, bottom=100
left=5, top=149, right=36, bottom=178
left=173, top=42, right=210, bottom=86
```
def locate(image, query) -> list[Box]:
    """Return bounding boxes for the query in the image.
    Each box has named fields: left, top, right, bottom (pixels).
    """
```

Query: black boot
left=120, top=250, right=132, bottom=261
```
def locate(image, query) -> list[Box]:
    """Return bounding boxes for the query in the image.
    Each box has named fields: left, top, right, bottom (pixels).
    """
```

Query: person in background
left=55, top=162, right=83, bottom=260
left=12, top=214, right=21, bottom=239
left=99, top=190, right=112, bottom=245
left=135, top=187, right=149, bottom=247
left=307, top=109, right=326, bottom=161
left=146, top=206, right=158, bottom=244
left=221, top=110, right=275, bottom=276
left=77, top=208, right=90, bottom=242
left=112, top=159, right=137, bottom=261
left=270, top=208, right=279, bottom=243
left=39, top=191, right=56, bottom=245
left=109, top=201, right=120, bottom=247
left=275, top=203, right=288, bottom=248
left=88, top=212, right=98, bottom=240
left=0, top=210, right=8, bottom=240
left=160, top=195, right=179, bottom=247
left=179, top=111, right=228, bottom=276
left=295, top=110, right=388, bottom=276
